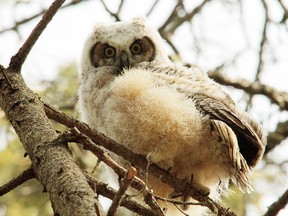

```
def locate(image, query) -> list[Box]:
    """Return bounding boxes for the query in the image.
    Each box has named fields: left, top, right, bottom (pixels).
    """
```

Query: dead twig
left=107, top=167, right=137, bottom=216
left=84, top=171, right=162, bottom=216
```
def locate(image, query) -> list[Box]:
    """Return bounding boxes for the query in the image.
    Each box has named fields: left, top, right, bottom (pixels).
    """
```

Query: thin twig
left=70, top=127, right=164, bottom=215
left=255, top=0, right=269, bottom=81
left=263, top=189, right=288, bottom=216
left=8, top=0, right=66, bottom=72
left=158, top=0, right=210, bottom=57
left=167, top=0, right=210, bottom=34
left=208, top=70, right=288, bottom=111
left=84, top=171, right=162, bottom=216
left=107, top=167, right=137, bottom=216
left=265, top=120, right=288, bottom=155
left=154, top=195, right=209, bottom=207
left=117, top=0, right=125, bottom=15
left=99, top=0, right=121, bottom=21
left=245, top=0, right=269, bottom=110
left=0, top=167, right=35, bottom=196
left=70, top=127, right=146, bottom=189
left=277, top=0, right=288, bottom=24
left=159, top=0, right=210, bottom=35
left=0, top=0, right=86, bottom=35
left=158, top=0, right=184, bottom=34
left=146, top=0, right=160, bottom=17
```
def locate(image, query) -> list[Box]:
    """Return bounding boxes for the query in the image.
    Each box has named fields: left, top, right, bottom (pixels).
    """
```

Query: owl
left=78, top=18, right=266, bottom=215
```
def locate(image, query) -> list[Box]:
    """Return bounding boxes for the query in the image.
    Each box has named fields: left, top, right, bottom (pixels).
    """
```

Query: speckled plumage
left=78, top=18, right=266, bottom=215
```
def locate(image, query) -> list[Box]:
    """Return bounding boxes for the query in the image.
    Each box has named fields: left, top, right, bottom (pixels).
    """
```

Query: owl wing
left=146, top=64, right=265, bottom=168
left=189, top=92, right=265, bottom=169
left=210, top=119, right=252, bottom=192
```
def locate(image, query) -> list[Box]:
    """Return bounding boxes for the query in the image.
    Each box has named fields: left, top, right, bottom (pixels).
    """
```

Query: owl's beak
left=119, top=51, right=130, bottom=69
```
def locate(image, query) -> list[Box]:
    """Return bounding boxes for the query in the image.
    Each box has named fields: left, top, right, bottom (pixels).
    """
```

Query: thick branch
left=0, top=67, right=103, bottom=216
left=44, top=104, right=208, bottom=198
left=0, top=0, right=104, bottom=211
left=44, top=103, right=238, bottom=215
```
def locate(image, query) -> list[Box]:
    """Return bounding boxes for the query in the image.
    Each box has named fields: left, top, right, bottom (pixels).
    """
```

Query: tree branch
left=107, top=167, right=137, bottom=216
left=146, top=0, right=160, bottom=17
left=158, top=0, right=210, bottom=57
left=265, top=120, right=288, bottom=155
left=159, top=0, right=210, bottom=35
left=0, top=167, right=35, bottom=196
left=69, top=127, right=164, bottom=214
left=208, top=70, right=288, bottom=111
left=44, top=103, right=238, bottom=215
left=208, top=71, right=288, bottom=155
left=99, top=0, right=122, bottom=21
left=245, top=0, right=269, bottom=110
left=263, top=189, right=288, bottom=216
left=255, top=0, right=269, bottom=81
left=36, top=128, right=160, bottom=215
left=0, top=0, right=104, bottom=214
left=0, top=0, right=86, bottom=35
left=84, top=171, right=162, bottom=216
left=277, top=0, right=288, bottom=24
left=8, top=0, right=66, bottom=71
left=44, top=104, right=208, bottom=198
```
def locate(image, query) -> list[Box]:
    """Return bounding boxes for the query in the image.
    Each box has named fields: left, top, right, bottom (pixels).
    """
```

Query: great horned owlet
left=78, top=18, right=266, bottom=215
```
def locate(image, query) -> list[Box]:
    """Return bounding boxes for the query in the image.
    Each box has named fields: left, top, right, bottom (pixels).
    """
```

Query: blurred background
left=0, top=0, right=288, bottom=215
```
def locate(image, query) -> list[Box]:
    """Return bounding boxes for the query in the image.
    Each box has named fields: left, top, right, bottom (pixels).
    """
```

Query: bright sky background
left=1, top=0, right=288, bottom=215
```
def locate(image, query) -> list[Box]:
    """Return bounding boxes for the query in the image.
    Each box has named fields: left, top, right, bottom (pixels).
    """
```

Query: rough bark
left=0, top=66, right=103, bottom=215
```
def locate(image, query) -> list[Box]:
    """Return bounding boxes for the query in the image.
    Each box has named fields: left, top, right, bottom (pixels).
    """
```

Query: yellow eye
left=103, top=46, right=116, bottom=58
left=130, top=43, right=142, bottom=54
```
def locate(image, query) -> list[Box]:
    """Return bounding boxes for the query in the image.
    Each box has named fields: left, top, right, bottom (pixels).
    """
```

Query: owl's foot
left=168, top=183, right=210, bottom=210
left=168, top=174, right=210, bottom=210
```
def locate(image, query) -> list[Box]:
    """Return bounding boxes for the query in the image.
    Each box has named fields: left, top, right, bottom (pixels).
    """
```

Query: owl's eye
left=130, top=43, right=142, bottom=55
left=103, top=46, right=116, bottom=58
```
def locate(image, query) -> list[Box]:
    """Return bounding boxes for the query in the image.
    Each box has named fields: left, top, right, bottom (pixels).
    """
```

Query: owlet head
left=81, top=18, right=171, bottom=75
left=90, top=36, right=155, bottom=69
